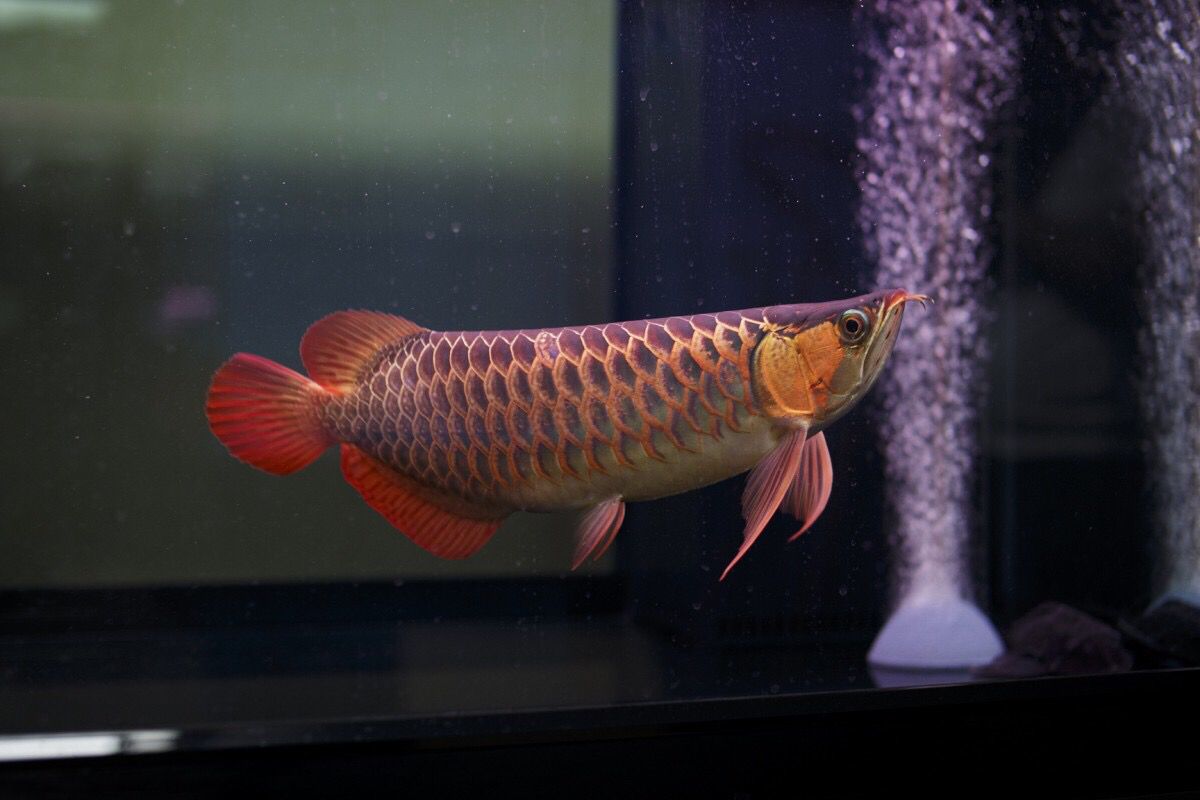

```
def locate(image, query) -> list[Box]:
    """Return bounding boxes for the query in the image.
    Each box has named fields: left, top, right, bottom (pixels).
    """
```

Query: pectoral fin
left=784, top=431, right=833, bottom=542
left=722, top=428, right=808, bottom=580
left=572, top=496, right=626, bottom=569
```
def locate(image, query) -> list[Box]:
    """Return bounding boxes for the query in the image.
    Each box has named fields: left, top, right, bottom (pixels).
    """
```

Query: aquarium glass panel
left=1, top=0, right=1196, bottom=756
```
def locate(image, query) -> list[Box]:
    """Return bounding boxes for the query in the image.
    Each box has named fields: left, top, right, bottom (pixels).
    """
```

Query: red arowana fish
left=205, top=289, right=926, bottom=579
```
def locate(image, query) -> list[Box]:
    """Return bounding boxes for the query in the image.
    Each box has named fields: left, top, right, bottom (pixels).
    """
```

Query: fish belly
left=499, top=417, right=781, bottom=511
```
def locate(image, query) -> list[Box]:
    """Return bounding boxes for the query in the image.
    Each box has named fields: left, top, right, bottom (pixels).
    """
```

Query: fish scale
left=322, top=312, right=770, bottom=511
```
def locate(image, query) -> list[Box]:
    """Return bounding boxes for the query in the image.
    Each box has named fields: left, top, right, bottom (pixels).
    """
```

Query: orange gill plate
left=205, top=289, right=923, bottom=579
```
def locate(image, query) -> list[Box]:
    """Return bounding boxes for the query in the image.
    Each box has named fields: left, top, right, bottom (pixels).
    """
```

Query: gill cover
left=751, top=318, right=848, bottom=422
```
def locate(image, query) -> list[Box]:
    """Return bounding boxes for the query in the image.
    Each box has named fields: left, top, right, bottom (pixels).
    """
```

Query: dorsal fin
left=300, top=310, right=426, bottom=393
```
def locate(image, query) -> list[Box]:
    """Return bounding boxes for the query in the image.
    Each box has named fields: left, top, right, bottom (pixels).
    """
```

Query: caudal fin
left=205, top=353, right=334, bottom=475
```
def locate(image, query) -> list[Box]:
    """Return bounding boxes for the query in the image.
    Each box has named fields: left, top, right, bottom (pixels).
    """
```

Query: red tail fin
left=205, top=353, right=334, bottom=475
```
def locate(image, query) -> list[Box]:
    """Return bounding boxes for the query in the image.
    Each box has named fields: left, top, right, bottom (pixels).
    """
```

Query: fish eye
left=837, top=309, right=870, bottom=344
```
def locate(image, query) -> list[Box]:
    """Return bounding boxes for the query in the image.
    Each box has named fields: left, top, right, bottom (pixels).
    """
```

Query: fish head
left=751, top=288, right=928, bottom=430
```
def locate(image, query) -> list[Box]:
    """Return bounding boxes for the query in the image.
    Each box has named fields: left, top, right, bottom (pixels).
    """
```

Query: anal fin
left=340, top=445, right=507, bottom=560
left=571, top=497, right=626, bottom=569
left=784, top=431, right=834, bottom=542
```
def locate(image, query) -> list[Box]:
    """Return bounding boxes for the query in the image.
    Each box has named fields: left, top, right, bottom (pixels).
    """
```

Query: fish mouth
left=860, top=289, right=930, bottom=384
left=882, top=289, right=933, bottom=315
left=876, top=289, right=932, bottom=341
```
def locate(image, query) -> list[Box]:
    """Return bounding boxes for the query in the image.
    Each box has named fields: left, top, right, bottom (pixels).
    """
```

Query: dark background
left=0, top=0, right=616, bottom=586
left=0, top=0, right=1160, bottom=736
left=615, top=1, right=1150, bottom=645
